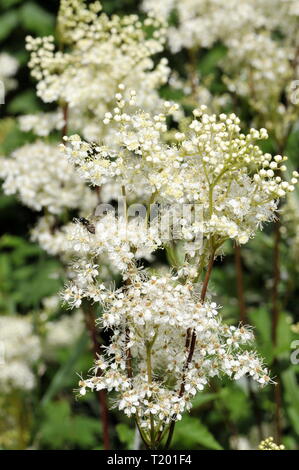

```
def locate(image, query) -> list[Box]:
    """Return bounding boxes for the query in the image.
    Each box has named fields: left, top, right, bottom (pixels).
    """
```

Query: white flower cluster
left=0, top=315, right=41, bottom=392
left=222, top=32, right=294, bottom=120
left=0, top=141, right=95, bottom=214
left=44, top=310, right=85, bottom=357
left=19, top=111, right=65, bottom=137
left=142, top=0, right=274, bottom=53
left=60, top=87, right=298, bottom=444
left=220, top=1, right=299, bottom=128
left=143, top=0, right=299, bottom=132
left=0, top=53, right=18, bottom=95
left=26, top=0, right=169, bottom=143
left=259, top=436, right=285, bottom=451
left=31, top=216, right=74, bottom=257
left=65, top=212, right=162, bottom=273
left=78, top=272, right=271, bottom=432
left=63, top=91, right=297, bottom=246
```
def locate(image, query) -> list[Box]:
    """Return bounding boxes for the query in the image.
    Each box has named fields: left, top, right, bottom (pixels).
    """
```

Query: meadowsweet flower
left=60, top=87, right=296, bottom=447
left=19, top=111, right=65, bottom=137
left=63, top=91, right=297, bottom=247
left=0, top=316, right=41, bottom=392
left=73, top=271, right=271, bottom=433
left=142, top=0, right=275, bottom=53
left=26, top=0, right=169, bottom=143
left=44, top=310, right=85, bottom=357
left=0, top=141, right=94, bottom=214
left=259, top=436, right=285, bottom=450
left=0, top=53, right=18, bottom=95
left=65, top=213, right=162, bottom=271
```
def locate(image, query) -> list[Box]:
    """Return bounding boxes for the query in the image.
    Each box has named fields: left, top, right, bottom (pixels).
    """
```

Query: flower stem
left=82, top=302, right=110, bottom=450
left=165, top=248, right=216, bottom=449
left=234, top=244, right=247, bottom=323
left=62, top=102, right=68, bottom=137
left=234, top=245, right=264, bottom=441
left=146, top=334, right=158, bottom=449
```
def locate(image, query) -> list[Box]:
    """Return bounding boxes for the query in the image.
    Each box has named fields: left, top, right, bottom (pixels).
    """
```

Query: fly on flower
left=73, top=217, right=96, bottom=234
left=86, top=142, right=101, bottom=161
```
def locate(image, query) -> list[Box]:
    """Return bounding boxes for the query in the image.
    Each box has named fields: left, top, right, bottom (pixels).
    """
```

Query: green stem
left=135, top=414, right=150, bottom=449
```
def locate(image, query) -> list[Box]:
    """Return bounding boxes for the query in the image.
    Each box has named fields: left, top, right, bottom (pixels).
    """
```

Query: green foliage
left=8, top=90, right=40, bottom=115
left=116, top=423, right=135, bottom=449
left=0, top=235, right=62, bottom=312
left=19, top=2, right=55, bottom=36
left=191, top=392, right=218, bottom=409
left=0, top=118, right=33, bottom=154
left=249, top=308, right=274, bottom=363
left=282, top=368, right=299, bottom=437
left=41, top=333, right=89, bottom=406
left=198, top=44, right=227, bottom=77
left=1, top=0, right=24, bottom=7
left=0, top=10, right=19, bottom=41
left=39, top=400, right=101, bottom=449
left=219, top=385, right=251, bottom=422
left=172, top=415, right=223, bottom=450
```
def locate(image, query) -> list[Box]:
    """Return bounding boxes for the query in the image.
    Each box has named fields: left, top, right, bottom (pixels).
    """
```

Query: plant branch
left=62, top=102, right=68, bottom=138
left=165, top=248, right=216, bottom=449
left=234, top=244, right=247, bottom=323
left=83, top=302, right=110, bottom=450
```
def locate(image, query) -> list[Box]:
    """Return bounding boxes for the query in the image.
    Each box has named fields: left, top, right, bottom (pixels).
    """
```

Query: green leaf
left=282, top=368, right=299, bottom=437
left=282, top=368, right=299, bottom=413
left=198, top=44, right=227, bottom=76
left=249, top=308, right=273, bottom=362
left=19, top=2, right=55, bottom=36
left=191, top=392, right=218, bottom=409
left=1, top=0, right=23, bottom=7
left=0, top=11, right=19, bottom=41
left=219, top=385, right=250, bottom=421
left=172, top=415, right=222, bottom=450
left=0, top=119, right=34, bottom=154
left=116, top=423, right=135, bottom=450
left=274, top=312, right=292, bottom=357
left=39, top=400, right=101, bottom=449
left=287, top=406, right=299, bottom=437
left=8, top=90, right=40, bottom=114
left=41, top=332, right=89, bottom=406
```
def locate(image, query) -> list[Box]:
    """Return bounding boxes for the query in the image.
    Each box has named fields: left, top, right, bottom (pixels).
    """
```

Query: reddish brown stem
left=185, top=328, right=191, bottom=351
left=182, top=251, right=215, bottom=391
left=83, top=304, right=110, bottom=450
left=62, top=103, right=68, bottom=137
left=165, top=251, right=216, bottom=449
left=234, top=245, right=264, bottom=440
left=235, top=245, right=263, bottom=441
left=234, top=244, right=247, bottom=323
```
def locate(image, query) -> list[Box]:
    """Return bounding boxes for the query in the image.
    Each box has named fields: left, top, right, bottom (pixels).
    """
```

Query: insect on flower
left=73, top=217, right=96, bottom=234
